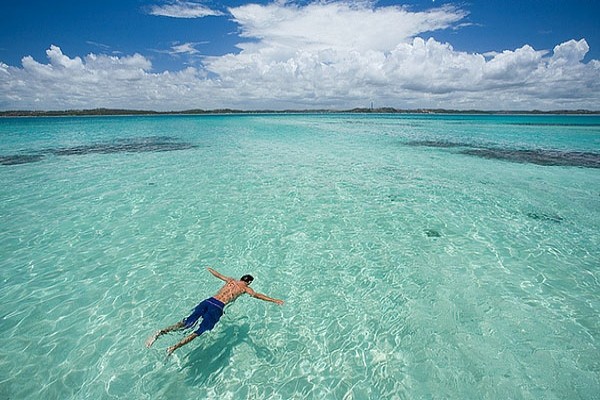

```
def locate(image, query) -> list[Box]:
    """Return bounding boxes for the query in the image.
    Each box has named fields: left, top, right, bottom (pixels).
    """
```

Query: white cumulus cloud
left=229, top=2, right=466, bottom=53
left=0, top=45, right=219, bottom=110
left=0, top=2, right=599, bottom=111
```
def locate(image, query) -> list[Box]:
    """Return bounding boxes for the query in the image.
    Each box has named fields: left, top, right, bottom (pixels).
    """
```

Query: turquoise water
left=0, top=114, right=598, bottom=399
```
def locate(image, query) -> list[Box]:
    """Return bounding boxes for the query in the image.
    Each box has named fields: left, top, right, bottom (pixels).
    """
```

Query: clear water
left=1, top=114, right=598, bottom=399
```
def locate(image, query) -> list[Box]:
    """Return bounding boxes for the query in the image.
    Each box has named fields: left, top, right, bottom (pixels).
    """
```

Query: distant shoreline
left=1, top=108, right=599, bottom=117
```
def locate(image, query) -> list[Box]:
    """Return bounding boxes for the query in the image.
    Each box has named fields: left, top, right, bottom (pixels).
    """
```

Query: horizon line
left=1, top=107, right=599, bottom=117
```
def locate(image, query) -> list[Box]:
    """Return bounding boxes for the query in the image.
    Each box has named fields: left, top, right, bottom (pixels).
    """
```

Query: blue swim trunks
left=182, top=297, right=225, bottom=336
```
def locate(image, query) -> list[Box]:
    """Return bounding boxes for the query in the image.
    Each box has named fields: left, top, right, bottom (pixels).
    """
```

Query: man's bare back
left=213, top=279, right=250, bottom=304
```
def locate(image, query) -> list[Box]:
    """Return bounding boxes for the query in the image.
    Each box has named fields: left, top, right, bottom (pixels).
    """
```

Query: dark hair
left=241, top=274, right=254, bottom=284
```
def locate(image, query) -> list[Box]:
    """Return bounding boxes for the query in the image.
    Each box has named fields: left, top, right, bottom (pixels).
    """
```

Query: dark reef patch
left=424, top=229, right=442, bottom=238
left=1, top=136, right=197, bottom=166
left=525, top=212, right=564, bottom=223
left=506, top=122, right=600, bottom=128
left=406, top=140, right=469, bottom=148
left=460, top=148, right=600, bottom=168
left=0, top=154, right=45, bottom=165
left=51, top=136, right=196, bottom=156
left=405, top=139, right=600, bottom=168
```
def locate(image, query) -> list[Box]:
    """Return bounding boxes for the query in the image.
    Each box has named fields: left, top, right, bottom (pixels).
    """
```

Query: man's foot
left=145, top=332, right=160, bottom=348
left=166, top=346, right=176, bottom=356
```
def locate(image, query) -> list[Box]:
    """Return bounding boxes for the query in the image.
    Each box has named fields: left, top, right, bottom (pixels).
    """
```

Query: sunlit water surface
left=1, top=114, right=598, bottom=399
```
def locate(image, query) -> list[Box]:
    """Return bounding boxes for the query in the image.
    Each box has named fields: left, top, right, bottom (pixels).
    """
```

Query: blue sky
left=1, top=0, right=599, bottom=110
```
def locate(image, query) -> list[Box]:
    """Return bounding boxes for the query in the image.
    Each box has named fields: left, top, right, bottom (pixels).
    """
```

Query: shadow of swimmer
left=183, top=337, right=237, bottom=386
left=180, top=324, right=276, bottom=387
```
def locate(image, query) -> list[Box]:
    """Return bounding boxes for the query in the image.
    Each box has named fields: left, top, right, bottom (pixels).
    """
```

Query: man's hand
left=274, top=299, right=284, bottom=305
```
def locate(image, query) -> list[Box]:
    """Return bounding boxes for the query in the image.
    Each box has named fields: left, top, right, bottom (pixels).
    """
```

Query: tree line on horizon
left=1, top=108, right=599, bottom=117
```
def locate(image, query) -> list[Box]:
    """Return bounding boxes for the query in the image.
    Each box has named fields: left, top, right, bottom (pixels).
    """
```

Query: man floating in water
left=145, top=267, right=284, bottom=355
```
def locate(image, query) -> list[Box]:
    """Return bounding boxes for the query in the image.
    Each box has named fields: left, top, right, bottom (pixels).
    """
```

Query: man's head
left=241, top=274, right=254, bottom=285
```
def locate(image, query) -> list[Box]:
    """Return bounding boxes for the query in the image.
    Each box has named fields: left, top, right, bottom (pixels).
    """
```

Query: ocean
left=0, top=114, right=598, bottom=399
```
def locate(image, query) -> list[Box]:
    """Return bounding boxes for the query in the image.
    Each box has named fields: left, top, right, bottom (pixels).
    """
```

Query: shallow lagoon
left=1, top=114, right=599, bottom=399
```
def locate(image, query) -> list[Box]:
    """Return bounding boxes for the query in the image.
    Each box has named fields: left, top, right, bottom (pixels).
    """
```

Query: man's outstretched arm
left=247, top=287, right=284, bottom=305
left=207, top=267, right=232, bottom=282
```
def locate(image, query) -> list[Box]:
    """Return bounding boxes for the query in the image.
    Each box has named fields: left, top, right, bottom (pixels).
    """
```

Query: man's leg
left=146, top=302, right=207, bottom=348
left=167, top=332, right=198, bottom=355
left=166, top=306, right=223, bottom=354
left=145, top=321, right=185, bottom=348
